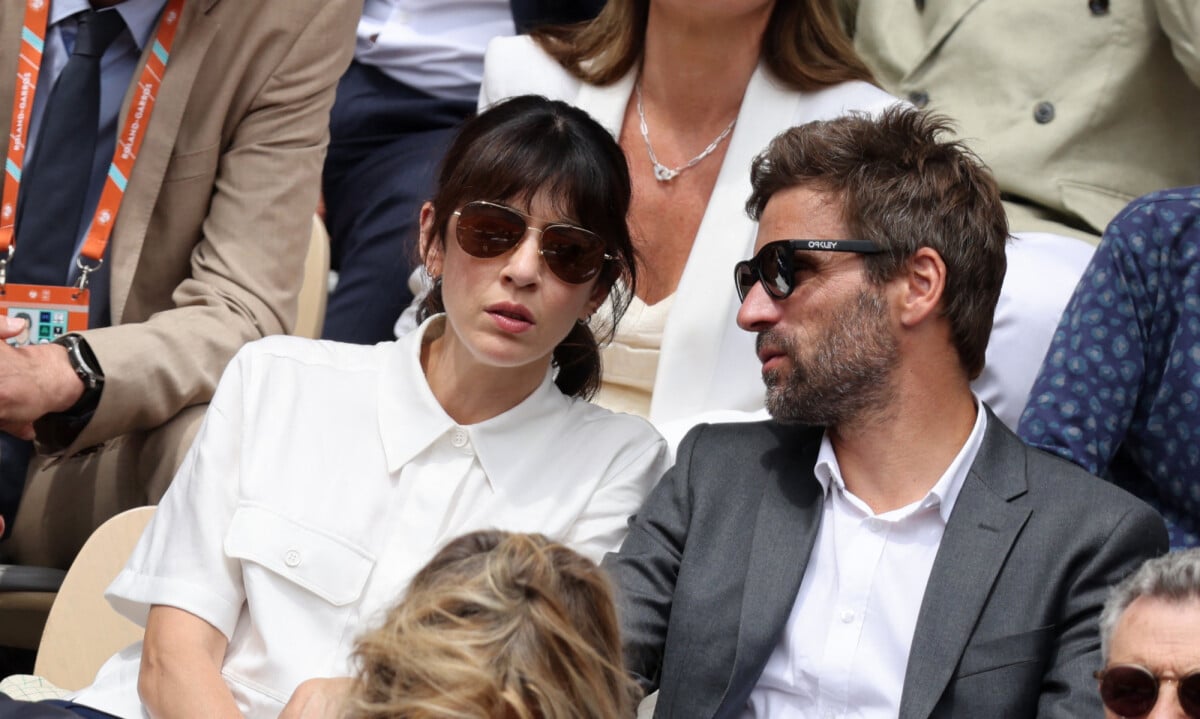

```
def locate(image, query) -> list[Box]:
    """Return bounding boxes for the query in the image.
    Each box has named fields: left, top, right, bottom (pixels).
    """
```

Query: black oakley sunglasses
left=733, top=239, right=883, bottom=302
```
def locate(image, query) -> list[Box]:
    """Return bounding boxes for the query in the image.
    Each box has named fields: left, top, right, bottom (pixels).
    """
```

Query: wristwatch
left=54, top=332, right=105, bottom=401
left=34, top=334, right=105, bottom=452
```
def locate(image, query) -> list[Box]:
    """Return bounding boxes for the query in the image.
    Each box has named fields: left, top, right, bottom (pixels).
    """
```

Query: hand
left=279, top=677, right=354, bottom=719
left=0, top=316, right=84, bottom=439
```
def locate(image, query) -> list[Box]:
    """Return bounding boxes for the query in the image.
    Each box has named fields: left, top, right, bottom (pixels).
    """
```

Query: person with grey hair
left=1095, top=549, right=1200, bottom=718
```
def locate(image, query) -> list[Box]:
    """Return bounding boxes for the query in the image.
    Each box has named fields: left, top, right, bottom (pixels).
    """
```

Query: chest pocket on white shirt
left=225, top=504, right=375, bottom=604
left=221, top=504, right=377, bottom=703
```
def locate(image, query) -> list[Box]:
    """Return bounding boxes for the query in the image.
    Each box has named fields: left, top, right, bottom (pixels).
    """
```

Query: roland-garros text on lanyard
left=0, top=0, right=185, bottom=291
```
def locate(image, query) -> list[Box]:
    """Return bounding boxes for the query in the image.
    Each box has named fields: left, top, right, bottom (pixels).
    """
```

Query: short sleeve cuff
left=106, top=567, right=243, bottom=640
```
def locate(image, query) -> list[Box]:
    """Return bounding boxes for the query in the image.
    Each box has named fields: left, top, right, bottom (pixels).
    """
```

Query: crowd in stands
left=0, top=0, right=1197, bottom=717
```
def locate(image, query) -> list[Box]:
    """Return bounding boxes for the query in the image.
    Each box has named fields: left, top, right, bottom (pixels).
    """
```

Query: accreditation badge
left=0, top=284, right=88, bottom=347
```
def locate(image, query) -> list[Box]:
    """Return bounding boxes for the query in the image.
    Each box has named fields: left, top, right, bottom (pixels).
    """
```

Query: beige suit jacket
left=841, top=0, right=1200, bottom=240
left=0, top=0, right=357, bottom=567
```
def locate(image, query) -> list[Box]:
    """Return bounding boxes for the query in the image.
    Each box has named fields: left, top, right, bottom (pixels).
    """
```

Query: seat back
left=294, top=215, right=330, bottom=339
left=33, top=506, right=156, bottom=690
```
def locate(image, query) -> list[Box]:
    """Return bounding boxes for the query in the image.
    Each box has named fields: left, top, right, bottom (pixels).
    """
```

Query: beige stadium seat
left=294, top=215, right=331, bottom=339
left=33, top=506, right=156, bottom=690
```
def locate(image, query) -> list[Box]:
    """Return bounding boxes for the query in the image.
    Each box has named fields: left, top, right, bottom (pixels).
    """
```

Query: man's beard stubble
left=759, top=287, right=899, bottom=427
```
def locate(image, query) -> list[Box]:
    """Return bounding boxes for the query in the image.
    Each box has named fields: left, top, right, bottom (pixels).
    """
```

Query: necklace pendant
left=653, top=164, right=678, bottom=182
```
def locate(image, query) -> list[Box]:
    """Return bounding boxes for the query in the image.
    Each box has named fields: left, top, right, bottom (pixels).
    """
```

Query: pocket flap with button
left=224, top=504, right=375, bottom=606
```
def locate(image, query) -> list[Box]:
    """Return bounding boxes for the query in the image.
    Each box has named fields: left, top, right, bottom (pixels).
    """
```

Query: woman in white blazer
left=478, top=0, right=1088, bottom=439
left=480, top=1, right=893, bottom=444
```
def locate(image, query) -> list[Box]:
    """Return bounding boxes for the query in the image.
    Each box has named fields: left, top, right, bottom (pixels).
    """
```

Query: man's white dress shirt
left=72, top=315, right=668, bottom=719
left=355, top=0, right=514, bottom=101
left=744, top=400, right=988, bottom=719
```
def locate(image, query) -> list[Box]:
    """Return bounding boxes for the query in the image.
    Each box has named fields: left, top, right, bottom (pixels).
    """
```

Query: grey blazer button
left=915, top=0, right=925, bottom=10
left=1033, top=101, right=1056, bottom=124
left=908, top=90, right=930, bottom=108
left=1088, top=0, right=1109, bottom=15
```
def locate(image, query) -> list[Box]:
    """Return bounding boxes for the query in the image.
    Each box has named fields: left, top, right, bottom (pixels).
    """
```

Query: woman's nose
left=501, top=229, right=544, bottom=286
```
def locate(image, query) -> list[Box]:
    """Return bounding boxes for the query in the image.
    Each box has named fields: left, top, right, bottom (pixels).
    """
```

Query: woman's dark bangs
left=458, top=123, right=611, bottom=230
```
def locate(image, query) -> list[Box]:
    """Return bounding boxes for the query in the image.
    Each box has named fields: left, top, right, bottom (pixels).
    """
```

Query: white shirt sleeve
left=562, top=430, right=670, bottom=564
left=104, top=350, right=250, bottom=640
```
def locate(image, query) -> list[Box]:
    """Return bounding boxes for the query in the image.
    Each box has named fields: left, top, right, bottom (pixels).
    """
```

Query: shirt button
left=840, top=609, right=855, bottom=623
left=1033, top=101, right=1056, bottom=124
left=284, top=549, right=301, bottom=567
left=866, top=518, right=885, bottom=533
left=907, top=90, right=930, bottom=108
left=451, top=428, right=469, bottom=448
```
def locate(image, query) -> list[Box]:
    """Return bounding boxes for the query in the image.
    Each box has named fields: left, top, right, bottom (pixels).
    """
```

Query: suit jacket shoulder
left=902, top=416, right=1167, bottom=719
left=605, top=420, right=826, bottom=717
left=479, top=34, right=582, bottom=110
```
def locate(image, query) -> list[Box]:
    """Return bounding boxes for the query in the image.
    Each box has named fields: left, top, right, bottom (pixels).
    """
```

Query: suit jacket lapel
left=109, top=0, right=219, bottom=323
left=714, top=426, right=824, bottom=716
left=898, top=413, right=1032, bottom=719
left=0, top=10, right=19, bottom=153
left=571, top=66, right=634, bottom=138
left=908, top=0, right=986, bottom=76
left=650, top=66, right=802, bottom=424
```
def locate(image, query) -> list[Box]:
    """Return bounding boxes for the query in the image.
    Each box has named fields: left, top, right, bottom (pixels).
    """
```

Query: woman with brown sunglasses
left=471, top=0, right=894, bottom=445
left=54, top=96, right=668, bottom=719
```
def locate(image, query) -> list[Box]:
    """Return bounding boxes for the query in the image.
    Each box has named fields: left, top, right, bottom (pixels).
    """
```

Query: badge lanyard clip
left=0, top=245, right=12, bottom=293
left=74, top=256, right=102, bottom=296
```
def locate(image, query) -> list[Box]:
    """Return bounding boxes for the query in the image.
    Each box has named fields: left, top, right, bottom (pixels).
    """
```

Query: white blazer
left=480, top=36, right=896, bottom=440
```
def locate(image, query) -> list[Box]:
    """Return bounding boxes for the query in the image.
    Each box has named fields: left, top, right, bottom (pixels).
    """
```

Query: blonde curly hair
left=345, top=530, right=638, bottom=719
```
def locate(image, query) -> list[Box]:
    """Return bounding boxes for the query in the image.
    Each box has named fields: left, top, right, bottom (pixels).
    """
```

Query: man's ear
left=418, top=202, right=443, bottom=278
left=895, top=246, right=946, bottom=328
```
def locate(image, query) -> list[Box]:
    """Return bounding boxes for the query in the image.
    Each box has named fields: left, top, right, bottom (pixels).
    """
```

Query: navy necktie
left=12, top=9, right=126, bottom=286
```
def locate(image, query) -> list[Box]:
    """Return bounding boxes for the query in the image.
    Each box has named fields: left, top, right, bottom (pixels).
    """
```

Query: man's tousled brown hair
left=746, top=107, right=1009, bottom=379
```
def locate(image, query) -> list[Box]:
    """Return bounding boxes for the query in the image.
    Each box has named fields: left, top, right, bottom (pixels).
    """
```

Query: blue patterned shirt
left=1018, top=186, right=1200, bottom=548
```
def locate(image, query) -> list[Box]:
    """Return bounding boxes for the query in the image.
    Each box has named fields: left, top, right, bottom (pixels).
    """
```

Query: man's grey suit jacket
left=604, top=410, right=1168, bottom=718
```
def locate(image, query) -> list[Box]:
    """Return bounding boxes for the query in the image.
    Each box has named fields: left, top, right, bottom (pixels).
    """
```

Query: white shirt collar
left=53, top=0, right=168, bottom=51
left=377, top=314, right=568, bottom=490
left=813, top=396, right=989, bottom=523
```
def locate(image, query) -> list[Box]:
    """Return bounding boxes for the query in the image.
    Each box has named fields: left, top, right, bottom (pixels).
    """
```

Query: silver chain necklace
left=636, top=80, right=737, bottom=183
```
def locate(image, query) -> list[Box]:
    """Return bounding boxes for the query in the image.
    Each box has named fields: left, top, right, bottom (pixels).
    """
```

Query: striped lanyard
left=0, top=0, right=185, bottom=289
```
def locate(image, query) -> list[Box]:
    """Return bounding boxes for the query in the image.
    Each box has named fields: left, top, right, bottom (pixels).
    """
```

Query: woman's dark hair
left=417, top=95, right=635, bottom=399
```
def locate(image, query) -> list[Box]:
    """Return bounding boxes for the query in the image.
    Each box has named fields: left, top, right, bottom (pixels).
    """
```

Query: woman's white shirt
left=72, top=315, right=669, bottom=719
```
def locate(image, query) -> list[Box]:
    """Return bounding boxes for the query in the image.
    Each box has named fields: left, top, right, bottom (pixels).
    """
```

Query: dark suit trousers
left=0, top=698, right=117, bottom=718
left=0, top=434, right=34, bottom=539
left=320, top=61, right=474, bottom=344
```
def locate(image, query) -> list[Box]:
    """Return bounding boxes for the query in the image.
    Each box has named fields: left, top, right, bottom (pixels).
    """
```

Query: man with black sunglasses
left=604, top=106, right=1167, bottom=718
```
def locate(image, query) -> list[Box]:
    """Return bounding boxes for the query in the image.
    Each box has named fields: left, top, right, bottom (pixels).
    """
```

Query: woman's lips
left=486, top=303, right=535, bottom=333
